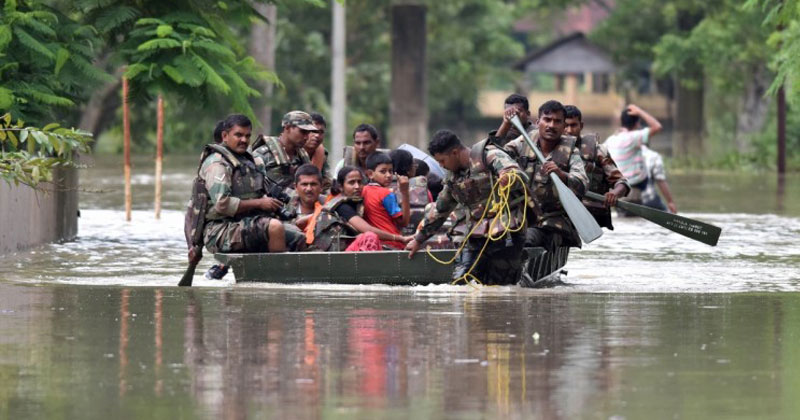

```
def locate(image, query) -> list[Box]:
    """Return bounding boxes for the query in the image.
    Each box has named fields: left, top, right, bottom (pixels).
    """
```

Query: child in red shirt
left=361, top=152, right=410, bottom=249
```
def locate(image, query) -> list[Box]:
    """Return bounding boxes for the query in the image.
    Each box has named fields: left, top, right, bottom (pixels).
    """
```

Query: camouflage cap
left=282, top=111, right=319, bottom=131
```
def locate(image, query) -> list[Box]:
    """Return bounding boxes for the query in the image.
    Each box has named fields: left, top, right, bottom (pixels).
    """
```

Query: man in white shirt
left=604, top=104, right=663, bottom=203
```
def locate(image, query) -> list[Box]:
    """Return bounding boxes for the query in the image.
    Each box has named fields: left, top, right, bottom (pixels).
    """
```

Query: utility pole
left=154, top=95, right=164, bottom=219
left=330, top=0, right=346, bottom=164
left=122, top=76, right=132, bottom=222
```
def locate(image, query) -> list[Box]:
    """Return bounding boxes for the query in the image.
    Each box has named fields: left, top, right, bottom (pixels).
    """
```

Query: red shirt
left=361, top=183, right=405, bottom=249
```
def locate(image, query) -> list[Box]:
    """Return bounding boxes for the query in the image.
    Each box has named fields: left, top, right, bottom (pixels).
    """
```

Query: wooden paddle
left=510, top=116, right=603, bottom=244
left=585, top=191, right=721, bottom=246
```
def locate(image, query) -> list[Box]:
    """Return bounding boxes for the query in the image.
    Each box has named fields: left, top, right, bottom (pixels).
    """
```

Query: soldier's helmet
left=282, top=111, right=319, bottom=131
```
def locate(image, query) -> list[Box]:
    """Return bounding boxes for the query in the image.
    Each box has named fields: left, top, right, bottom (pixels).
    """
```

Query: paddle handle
left=178, top=246, right=202, bottom=287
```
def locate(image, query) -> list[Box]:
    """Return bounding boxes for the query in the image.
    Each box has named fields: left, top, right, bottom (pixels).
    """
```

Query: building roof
left=514, top=32, right=615, bottom=74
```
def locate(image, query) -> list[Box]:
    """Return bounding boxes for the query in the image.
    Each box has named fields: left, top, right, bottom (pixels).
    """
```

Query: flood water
left=1, top=154, right=799, bottom=419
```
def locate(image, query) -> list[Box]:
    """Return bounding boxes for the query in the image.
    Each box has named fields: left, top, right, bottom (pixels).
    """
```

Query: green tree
left=269, top=0, right=524, bottom=142
left=0, top=0, right=113, bottom=123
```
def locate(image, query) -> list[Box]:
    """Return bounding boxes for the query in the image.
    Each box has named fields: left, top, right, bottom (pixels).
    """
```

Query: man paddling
left=564, top=105, right=630, bottom=229
left=406, top=130, right=528, bottom=285
left=504, top=100, right=589, bottom=249
left=200, top=115, right=305, bottom=258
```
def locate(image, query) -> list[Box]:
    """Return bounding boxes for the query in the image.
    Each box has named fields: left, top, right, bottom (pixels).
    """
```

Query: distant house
left=477, top=33, right=670, bottom=124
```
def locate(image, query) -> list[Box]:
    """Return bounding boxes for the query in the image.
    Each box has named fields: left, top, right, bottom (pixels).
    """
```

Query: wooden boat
left=214, top=246, right=569, bottom=287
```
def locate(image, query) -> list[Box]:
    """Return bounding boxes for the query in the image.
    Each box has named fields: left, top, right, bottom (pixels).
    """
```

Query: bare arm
left=348, top=215, right=411, bottom=243
left=656, top=180, right=677, bottom=213
left=628, top=104, right=662, bottom=136
left=397, top=176, right=411, bottom=228
left=294, top=213, right=313, bottom=230
left=494, top=107, right=519, bottom=139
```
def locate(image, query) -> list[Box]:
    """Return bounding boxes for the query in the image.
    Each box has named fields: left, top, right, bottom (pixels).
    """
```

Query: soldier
left=564, top=105, right=630, bottom=229
left=304, top=112, right=333, bottom=192
left=333, top=123, right=383, bottom=175
left=491, top=93, right=534, bottom=146
left=289, top=163, right=325, bottom=231
left=250, top=110, right=319, bottom=193
left=504, top=100, right=589, bottom=250
left=200, top=114, right=306, bottom=260
left=406, top=129, right=528, bottom=285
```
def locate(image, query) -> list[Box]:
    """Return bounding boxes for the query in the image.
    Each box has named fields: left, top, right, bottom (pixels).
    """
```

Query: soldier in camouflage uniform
left=333, top=123, right=387, bottom=176
left=406, top=130, right=528, bottom=285
left=564, top=105, right=630, bottom=229
left=288, top=164, right=325, bottom=231
left=201, top=114, right=305, bottom=255
left=250, top=110, right=318, bottom=194
left=304, top=113, right=333, bottom=193
left=504, top=100, right=589, bottom=250
left=490, top=94, right=535, bottom=147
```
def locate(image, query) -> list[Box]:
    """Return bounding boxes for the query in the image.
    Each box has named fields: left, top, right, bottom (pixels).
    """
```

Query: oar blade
left=553, top=175, right=603, bottom=244
left=178, top=261, right=198, bottom=287
left=616, top=199, right=721, bottom=246
left=584, top=191, right=721, bottom=246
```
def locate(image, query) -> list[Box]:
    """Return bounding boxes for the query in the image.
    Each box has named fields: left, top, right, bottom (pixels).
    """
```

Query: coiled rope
left=426, top=171, right=528, bottom=287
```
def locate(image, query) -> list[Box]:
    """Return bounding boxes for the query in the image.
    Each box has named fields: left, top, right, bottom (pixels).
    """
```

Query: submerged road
left=0, top=155, right=798, bottom=419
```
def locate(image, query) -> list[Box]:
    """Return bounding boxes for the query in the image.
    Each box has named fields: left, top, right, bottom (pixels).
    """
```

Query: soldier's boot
left=205, top=264, right=229, bottom=280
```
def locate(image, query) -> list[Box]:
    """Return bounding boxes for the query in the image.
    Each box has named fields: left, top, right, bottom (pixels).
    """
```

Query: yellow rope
left=425, top=172, right=528, bottom=286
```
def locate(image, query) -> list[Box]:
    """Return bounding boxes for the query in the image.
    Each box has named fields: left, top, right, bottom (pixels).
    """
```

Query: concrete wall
left=0, top=167, right=78, bottom=254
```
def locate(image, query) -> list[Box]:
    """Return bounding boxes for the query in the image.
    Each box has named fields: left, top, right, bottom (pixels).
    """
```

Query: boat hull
left=214, top=246, right=569, bottom=286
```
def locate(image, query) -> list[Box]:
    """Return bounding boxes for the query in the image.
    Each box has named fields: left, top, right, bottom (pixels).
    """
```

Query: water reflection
left=2, top=283, right=798, bottom=418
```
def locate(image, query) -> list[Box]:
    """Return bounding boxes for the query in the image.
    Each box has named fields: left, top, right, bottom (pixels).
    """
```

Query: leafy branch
left=0, top=113, right=93, bottom=188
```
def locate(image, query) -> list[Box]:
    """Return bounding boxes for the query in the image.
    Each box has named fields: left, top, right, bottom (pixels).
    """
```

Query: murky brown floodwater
left=1, top=154, right=799, bottom=419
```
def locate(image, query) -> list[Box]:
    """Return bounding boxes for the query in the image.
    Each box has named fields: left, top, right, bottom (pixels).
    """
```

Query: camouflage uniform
left=312, top=195, right=364, bottom=251
left=504, top=132, right=589, bottom=248
left=283, top=191, right=324, bottom=225
left=200, top=144, right=304, bottom=253
left=414, top=140, right=528, bottom=285
left=489, top=120, right=533, bottom=147
left=390, top=175, right=432, bottom=235
left=320, top=149, right=333, bottom=193
left=576, top=133, right=630, bottom=229
left=333, top=145, right=391, bottom=177
left=250, top=135, right=311, bottom=193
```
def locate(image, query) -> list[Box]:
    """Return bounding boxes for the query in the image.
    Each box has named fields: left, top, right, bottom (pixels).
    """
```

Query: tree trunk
left=79, top=54, right=121, bottom=147
left=389, top=4, right=427, bottom=150
left=249, top=3, right=278, bottom=131
left=734, top=64, right=770, bottom=154
left=672, top=9, right=705, bottom=158
left=673, top=75, right=704, bottom=158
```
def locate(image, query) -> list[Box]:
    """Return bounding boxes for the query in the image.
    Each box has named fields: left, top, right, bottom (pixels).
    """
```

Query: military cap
left=282, top=111, right=319, bottom=131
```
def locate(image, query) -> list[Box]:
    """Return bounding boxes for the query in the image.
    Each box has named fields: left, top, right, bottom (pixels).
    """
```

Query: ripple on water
left=0, top=209, right=798, bottom=293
